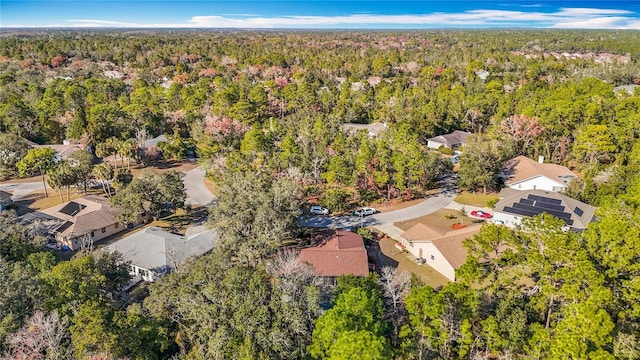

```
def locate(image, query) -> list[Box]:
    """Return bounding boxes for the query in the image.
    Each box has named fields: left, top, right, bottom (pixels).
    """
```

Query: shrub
left=438, top=146, right=454, bottom=155
left=320, top=188, right=351, bottom=212
left=486, top=198, right=499, bottom=208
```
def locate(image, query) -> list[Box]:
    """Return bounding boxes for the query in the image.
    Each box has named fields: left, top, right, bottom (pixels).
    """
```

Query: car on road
left=470, top=210, right=492, bottom=219
left=310, top=205, right=330, bottom=215
left=353, top=207, right=376, bottom=216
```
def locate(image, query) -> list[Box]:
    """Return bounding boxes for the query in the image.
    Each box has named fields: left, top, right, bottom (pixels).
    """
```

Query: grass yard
left=203, top=176, right=218, bottom=196
left=379, top=236, right=449, bottom=288
left=454, top=191, right=499, bottom=208
left=394, top=208, right=483, bottom=233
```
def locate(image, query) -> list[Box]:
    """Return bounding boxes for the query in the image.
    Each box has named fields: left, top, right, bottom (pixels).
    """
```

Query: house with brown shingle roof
left=30, top=195, right=138, bottom=250
left=426, top=130, right=471, bottom=150
left=400, top=223, right=482, bottom=281
left=298, top=230, right=369, bottom=278
left=502, top=155, right=578, bottom=192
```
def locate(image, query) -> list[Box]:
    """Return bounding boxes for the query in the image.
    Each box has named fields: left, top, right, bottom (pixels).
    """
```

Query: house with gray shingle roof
left=107, top=226, right=216, bottom=282
left=0, top=190, right=12, bottom=210
left=493, top=188, right=596, bottom=231
left=426, top=130, right=471, bottom=150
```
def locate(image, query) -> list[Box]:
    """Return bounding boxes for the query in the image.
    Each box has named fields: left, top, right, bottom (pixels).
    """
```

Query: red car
left=470, top=210, right=493, bottom=219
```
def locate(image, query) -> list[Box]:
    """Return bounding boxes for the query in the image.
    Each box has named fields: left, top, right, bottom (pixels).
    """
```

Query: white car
left=310, top=205, right=330, bottom=215
left=353, top=207, right=376, bottom=216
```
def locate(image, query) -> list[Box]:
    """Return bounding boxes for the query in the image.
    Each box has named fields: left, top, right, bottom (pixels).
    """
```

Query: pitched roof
left=298, top=230, right=369, bottom=277
left=401, top=223, right=444, bottom=241
left=0, top=190, right=11, bottom=202
left=503, top=156, right=577, bottom=186
left=494, top=188, right=596, bottom=230
left=401, top=223, right=482, bottom=270
left=38, top=195, right=120, bottom=238
left=342, top=122, right=387, bottom=137
left=31, top=143, right=84, bottom=159
left=427, top=130, right=471, bottom=147
left=107, top=226, right=216, bottom=273
left=144, top=134, right=167, bottom=148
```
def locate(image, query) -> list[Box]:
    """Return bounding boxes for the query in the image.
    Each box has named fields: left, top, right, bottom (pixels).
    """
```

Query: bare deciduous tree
left=378, top=266, right=411, bottom=344
left=2, top=310, right=69, bottom=360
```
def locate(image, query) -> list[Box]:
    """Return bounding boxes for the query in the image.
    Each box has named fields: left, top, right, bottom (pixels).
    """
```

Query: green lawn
left=454, top=191, right=499, bottom=208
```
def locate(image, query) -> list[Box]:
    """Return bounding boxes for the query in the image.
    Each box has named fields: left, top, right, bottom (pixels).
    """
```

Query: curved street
left=300, top=175, right=458, bottom=229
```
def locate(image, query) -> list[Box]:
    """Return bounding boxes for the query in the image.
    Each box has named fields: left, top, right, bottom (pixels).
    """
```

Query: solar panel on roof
left=527, top=194, right=562, bottom=205
left=55, top=221, right=73, bottom=233
left=59, top=202, right=86, bottom=216
left=520, top=198, right=535, bottom=206
left=503, top=204, right=573, bottom=225
left=574, top=207, right=584, bottom=217
left=530, top=201, right=566, bottom=212
left=504, top=206, right=537, bottom=217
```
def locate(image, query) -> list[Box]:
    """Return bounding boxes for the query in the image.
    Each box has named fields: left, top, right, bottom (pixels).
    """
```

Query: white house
left=107, top=226, right=216, bottom=282
left=502, top=155, right=578, bottom=192
left=493, top=188, right=596, bottom=231
left=426, top=130, right=471, bottom=150
left=400, top=223, right=482, bottom=281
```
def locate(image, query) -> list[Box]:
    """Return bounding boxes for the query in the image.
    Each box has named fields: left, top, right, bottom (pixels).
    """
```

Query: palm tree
left=92, top=162, right=114, bottom=197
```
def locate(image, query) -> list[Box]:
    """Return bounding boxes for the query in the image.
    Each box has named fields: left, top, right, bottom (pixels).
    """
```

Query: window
left=90, top=231, right=95, bottom=237
left=430, top=255, right=435, bottom=260
left=101, top=227, right=106, bottom=234
left=115, top=223, right=119, bottom=229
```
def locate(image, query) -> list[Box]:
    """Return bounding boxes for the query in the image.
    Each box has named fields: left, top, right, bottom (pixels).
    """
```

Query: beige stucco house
left=400, top=223, right=482, bottom=281
left=32, top=195, right=137, bottom=250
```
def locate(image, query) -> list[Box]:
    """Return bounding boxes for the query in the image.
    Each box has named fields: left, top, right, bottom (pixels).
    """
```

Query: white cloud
left=2, top=7, right=639, bottom=29
left=551, top=16, right=638, bottom=29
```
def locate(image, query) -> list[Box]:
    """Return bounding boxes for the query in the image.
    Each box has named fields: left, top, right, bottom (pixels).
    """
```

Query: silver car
left=310, top=205, right=330, bottom=215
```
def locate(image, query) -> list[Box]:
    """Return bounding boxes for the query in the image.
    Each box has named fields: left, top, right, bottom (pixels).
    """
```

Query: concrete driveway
left=0, top=181, right=45, bottom=201
left=183, top=168, right=216, bottom=206
left=301, top=175, right=458, bottom=229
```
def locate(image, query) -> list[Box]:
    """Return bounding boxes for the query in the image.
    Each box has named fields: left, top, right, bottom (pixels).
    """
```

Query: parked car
left=310, top=205, right=330, bottom=215
left=353, top=207, right=376, bottom=216
left=470, top=210, right=492, bottom=219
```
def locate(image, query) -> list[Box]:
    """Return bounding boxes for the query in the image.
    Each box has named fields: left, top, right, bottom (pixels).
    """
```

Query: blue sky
left=2, top=1, right=639, bottom=29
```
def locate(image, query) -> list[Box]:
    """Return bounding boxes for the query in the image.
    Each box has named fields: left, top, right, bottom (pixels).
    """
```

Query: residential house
left=298, top=230, right=369, bottom=278
left=27, top=139, right=86, bottom=162
left=28, top=195, right=134, bottom=250
left=144, top=134, right=167, bottom=148
left=107, top=226, right=217, bottom=282
left=400, top=224, right=482, bottom=281
left=0, top=190, right=12, bottom=210
left=493, top=188, right=596, bottom=231
left=502, top=155, right=578, bottom=192
left=426, top=130, right=471, bottom=150
left=341, top=122, right=388, bottom=137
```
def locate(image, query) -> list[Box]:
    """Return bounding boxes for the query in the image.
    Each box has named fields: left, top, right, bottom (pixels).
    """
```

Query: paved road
left=0, top=181, right=44, bottom=200
left=0, top=168, right=217, bottom=207
left=301, top=175, right=458, bottom=229
left=183, top=168, right=217, bottom=206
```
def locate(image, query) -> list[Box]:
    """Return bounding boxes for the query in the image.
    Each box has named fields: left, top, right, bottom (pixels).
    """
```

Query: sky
left=1, top=1, right=640, bottom=29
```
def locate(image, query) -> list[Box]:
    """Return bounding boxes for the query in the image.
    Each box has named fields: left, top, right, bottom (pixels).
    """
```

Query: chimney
left=538, top=156, right=544, bottom=164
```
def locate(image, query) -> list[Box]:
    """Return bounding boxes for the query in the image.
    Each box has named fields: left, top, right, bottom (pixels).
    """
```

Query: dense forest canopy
left=0, top=30, right=639, bottom=359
